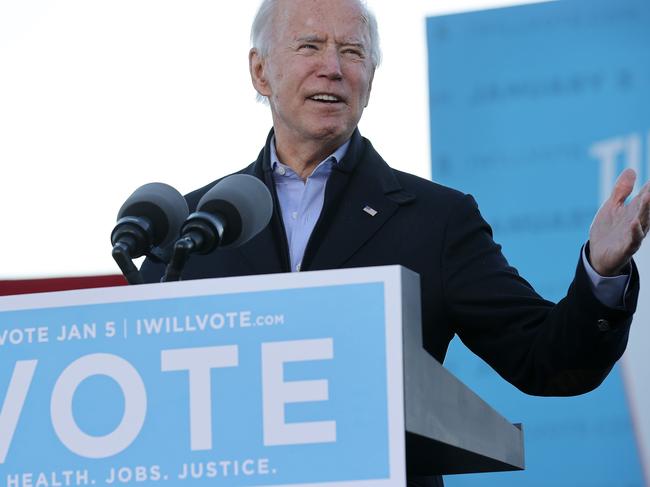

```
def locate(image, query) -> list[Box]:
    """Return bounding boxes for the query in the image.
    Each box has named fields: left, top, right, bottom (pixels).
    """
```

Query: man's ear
left=249, top=48, right=272, bottom=98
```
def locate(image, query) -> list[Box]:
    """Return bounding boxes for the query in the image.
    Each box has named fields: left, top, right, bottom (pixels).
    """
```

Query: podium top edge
left=0, top=265, right=419, bottom=312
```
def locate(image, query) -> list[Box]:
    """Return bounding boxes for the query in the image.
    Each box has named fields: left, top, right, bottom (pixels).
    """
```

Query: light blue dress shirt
left=270, top=138, right=350, bottom=272
left=270, top=137, right=628, bottom=308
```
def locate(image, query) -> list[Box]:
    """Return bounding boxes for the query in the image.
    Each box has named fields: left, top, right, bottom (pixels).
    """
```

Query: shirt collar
left=270, top=136, right=351, bottom=177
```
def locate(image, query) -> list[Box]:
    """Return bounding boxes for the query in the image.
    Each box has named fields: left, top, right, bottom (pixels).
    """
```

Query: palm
left=589, top=169, right=650, bottom=276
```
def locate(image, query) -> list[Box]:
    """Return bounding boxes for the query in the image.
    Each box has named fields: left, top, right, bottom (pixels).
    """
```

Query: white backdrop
left=0, top=0, right=547, bottom=279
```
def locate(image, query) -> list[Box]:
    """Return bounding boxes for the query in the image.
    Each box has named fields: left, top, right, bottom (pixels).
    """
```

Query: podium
left=0, top=266, right=523, bottom=485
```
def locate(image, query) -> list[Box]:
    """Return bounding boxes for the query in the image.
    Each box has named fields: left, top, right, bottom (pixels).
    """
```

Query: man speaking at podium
left=142, top=0, right=647, bottom=484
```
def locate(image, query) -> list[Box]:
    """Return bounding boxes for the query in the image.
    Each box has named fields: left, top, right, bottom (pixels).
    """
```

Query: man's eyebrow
left=295, top=35, right=326, bottom=43
left=294, top=35, right=367, bottom=51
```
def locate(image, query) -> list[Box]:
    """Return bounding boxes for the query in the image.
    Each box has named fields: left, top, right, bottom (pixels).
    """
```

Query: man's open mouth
left=308, top=94, right=343, bottom=103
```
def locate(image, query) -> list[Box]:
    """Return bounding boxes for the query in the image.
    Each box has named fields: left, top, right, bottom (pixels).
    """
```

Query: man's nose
left=318, top=47, right=343, bottom=80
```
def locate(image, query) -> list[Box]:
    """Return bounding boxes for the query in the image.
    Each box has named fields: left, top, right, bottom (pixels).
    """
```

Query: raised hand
left=589, top=168, right=650, bottom=276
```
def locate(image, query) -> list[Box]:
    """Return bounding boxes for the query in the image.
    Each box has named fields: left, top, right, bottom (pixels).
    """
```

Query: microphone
left=163, top=174, right=273, bottom=282
left=111, top=183, right=189, bottom=284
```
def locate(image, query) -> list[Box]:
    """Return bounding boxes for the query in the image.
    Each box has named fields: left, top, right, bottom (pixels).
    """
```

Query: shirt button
left=276, top=166, right=286, bottom=176
left=596, top=319, right=611, bottom=332
left=296, top=262, right=302, bottom=272
left=291, top=212, right=298, bottom=220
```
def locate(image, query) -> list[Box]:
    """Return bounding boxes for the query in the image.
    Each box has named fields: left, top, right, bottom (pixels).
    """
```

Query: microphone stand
left=111, top=216, right=151, bottom=285
left=112, top=239, right=144, bottom=285
left=162, top=211, right=225, bottom=282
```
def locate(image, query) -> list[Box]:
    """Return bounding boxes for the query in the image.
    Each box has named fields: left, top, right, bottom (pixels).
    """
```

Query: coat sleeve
left=442, top=194, right=639, bottom=396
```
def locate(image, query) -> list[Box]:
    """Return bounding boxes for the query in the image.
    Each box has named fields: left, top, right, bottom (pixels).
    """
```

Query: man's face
left=251, top=0, right=375, bottom=149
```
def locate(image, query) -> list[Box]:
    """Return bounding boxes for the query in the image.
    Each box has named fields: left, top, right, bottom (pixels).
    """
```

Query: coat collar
left=238, top=128, right=416, bottom=274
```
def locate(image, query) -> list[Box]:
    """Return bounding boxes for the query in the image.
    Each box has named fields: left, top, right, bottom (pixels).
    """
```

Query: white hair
left=250, top=0, right=381, bottom=102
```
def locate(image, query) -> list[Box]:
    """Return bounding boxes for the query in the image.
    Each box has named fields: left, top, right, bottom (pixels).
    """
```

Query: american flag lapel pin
left=363, top=205, right=378, bottom=217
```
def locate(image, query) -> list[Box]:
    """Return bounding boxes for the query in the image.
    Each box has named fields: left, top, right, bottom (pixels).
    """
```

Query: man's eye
left=300, top=44, right=318, bottom=50
left=343, top=49, right=363, bottom=57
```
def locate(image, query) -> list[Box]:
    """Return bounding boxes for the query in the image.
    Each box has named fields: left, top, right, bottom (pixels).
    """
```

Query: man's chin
left=303, top=117, right=357, bottom=140
left=274, top=118, right=357, bottom=148
left=308, top=126, right=354, bottom=144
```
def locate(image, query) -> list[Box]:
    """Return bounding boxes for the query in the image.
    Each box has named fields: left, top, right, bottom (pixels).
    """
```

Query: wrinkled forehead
left=271, top=0, right=371, bottom=47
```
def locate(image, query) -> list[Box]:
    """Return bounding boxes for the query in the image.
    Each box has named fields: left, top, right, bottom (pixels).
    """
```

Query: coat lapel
left=303, top=132, right=416, bottom=271
left=236, top=134, right=291, bottom=275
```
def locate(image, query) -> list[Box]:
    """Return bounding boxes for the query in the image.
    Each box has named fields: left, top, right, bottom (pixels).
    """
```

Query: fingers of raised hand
left=640, top=179, right=650, bottom=195
left=611, top=168, right=637, bottom=205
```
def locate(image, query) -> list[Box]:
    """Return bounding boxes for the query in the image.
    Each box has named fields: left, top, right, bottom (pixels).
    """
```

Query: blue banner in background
left=427, top=0, right=649, bottom=485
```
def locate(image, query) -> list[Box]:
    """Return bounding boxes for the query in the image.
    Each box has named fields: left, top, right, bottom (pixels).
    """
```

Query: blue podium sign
left=0, top=267, right=406, bottom=486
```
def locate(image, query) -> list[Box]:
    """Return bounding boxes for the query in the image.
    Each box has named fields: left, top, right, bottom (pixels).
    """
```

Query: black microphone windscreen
left=196, top=174, right=273, bottom=248
left=117, top=182, right=189, bottom=248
